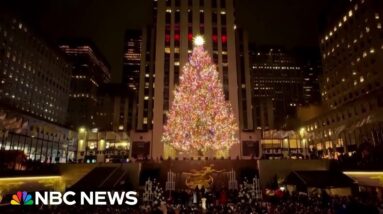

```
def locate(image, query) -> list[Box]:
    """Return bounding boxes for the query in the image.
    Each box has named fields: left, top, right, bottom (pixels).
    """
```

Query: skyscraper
left=250, top=47, right=321, bottom=129
left=59, top=40, right=111, bottom=130
left=150, top=0, right=241, bottom=158
left=0, top=12, right=76, bottom=163
left=123, top=30, right=142, bottom=91
left=236, top=28, right=254, bottom=131
left=304, top=0, right=383, bottom=155
left=123, top=28, right=156, bottom=133
left=129, top=0, right=257, bottom=159
left=95, top=83, right=136, bottom=132
left=0, top=13, right=71, bottom=124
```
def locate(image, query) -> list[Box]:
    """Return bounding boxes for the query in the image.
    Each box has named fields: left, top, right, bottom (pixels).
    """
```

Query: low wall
left=58, top=163, right=141, bottom=189
left=258, top=159, right=332, bottom=187
left=0, top=175, right=64, bottom=196
left=0, top=160, right=332, bottom=195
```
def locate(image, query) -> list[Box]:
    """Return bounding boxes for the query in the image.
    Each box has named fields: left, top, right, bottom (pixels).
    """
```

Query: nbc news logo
left=6, top=190, right=138, bottom=206
left=10, top=191, right=34, bottom=205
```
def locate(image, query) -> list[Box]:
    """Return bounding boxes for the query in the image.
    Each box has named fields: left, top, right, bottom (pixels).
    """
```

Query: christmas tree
left=162, top=36, right=239, bottom=156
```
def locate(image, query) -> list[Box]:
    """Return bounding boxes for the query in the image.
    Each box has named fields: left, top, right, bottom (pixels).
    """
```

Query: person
left=219, top=189, right=228, bottom=205
left=192, top=187, right=198, bottom=204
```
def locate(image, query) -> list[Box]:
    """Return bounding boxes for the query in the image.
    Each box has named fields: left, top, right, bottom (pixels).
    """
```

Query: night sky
left=1, top=0, right=334, bottom=82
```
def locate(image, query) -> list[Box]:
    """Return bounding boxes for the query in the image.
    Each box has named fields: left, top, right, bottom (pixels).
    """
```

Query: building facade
left=0, top=13, right=71, bottom=124
left=123, top=30, right=142, bottom=91
left=250, top=47, right=321, bottom=129
left=0, top=109, right=77, bottom=163
left=76, top=130, right=131, bottom=163
left=95, top=83, right=136, bottom=132
left=304, top=0, right=383, bottom=158
left=124, top=28, right=156, bottom=132
left=59, top=40, right=111, bottom=130
left=140, top=0, right=250, bottom=159
left=236, top=28, right=254, bottom=131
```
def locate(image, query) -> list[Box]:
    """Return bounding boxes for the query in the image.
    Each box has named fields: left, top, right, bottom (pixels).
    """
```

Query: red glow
left=188, top=33, right=193, bottom=41
left=175, top=34, right=180, bottom=41
left=221, top=35, right=227, bottom=43
left=166, top=34, right=170, bottom=42
left=212, top=35, right=218, bottom=42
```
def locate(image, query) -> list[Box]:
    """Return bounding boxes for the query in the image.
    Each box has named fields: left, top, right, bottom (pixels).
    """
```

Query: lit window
left=360, top=76, right=364, bottom=83
left=377, top=23, right=382, bottom=29
left=348, top=10, right=353, bottom=17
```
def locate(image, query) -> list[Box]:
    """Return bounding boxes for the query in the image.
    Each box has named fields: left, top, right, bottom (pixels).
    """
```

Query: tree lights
left=162, top=36, right=239, bottom=156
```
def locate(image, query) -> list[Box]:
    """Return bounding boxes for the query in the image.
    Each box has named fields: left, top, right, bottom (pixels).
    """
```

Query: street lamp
left=299, top=127, right=307, bottom=158
left=79, top=127, right=86, bottom=133
left=77, top=127, right=88, bottom=163
left=299, top=127, right=306, bottom=138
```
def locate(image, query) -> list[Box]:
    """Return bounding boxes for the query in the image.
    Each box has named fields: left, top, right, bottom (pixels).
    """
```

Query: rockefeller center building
left=304, top=0, right=383, bottom=157
left=129, top=0, right=257, bottom=159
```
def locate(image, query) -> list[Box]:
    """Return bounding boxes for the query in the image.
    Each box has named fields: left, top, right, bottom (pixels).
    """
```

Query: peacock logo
left=10, top=191, right=34, bottom=205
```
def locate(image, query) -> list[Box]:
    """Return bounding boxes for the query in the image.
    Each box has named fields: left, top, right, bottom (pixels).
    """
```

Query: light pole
left=78, top=127, right=88, bottom=163
left=299, top=127, right=307, bottom=159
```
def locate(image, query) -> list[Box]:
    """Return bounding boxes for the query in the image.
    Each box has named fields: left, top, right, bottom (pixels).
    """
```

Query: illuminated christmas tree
left=162, top=36, right=239, bottom=156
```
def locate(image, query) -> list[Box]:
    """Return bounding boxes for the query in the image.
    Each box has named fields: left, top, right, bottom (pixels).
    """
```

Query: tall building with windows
left=250, top=47, right=321, bottom=129
left=236, top=28, right=254, bottom=131
left=59, top=40, right=111, bottom=130
left=123, top=30, right=142, bottom=91
left=124, top=28, right=156, bottom=133
left=0, top=13, right=71, bottom=124
left=0, top=12, right=76, bottom=163
left=131, top=0, right=257, bottom=159
left=95, top=83, right=136, bottom=132
left=304, top=0, right=383, bottom=156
